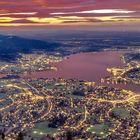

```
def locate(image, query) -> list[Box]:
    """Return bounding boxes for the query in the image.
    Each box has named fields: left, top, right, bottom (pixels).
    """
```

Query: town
left=102, top=52, right=140, bottom=85
left=0, top=77, right=139, bottom=139
left=0, top=53, right=63, bottom=75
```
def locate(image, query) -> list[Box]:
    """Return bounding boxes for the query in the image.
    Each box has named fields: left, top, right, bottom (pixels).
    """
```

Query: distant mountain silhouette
left=0, top=35, right=60, bottom=62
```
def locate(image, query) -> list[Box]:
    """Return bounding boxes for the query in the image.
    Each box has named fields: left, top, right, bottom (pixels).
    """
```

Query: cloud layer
left=0, top=0, right=139, bottom=26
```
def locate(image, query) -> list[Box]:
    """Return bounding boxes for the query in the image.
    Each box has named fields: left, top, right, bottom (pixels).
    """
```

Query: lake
left=22, top=51, right=140, bottom=93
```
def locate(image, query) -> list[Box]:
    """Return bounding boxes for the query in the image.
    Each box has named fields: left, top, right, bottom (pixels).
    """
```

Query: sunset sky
left=0, top=0, right=139, bottom=29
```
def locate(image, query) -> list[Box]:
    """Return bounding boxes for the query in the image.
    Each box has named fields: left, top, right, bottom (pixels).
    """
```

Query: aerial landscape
left=0, top=0, right=140, bottom=140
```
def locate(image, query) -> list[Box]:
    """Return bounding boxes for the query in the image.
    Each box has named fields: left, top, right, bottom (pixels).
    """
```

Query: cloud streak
left=51, top=9, right=135, bottom=15
left=0, top=12, right=37, bottom=16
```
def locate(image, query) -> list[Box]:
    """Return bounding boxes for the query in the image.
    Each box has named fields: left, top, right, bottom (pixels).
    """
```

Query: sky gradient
left=0, top=0, right=139, bottom=28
